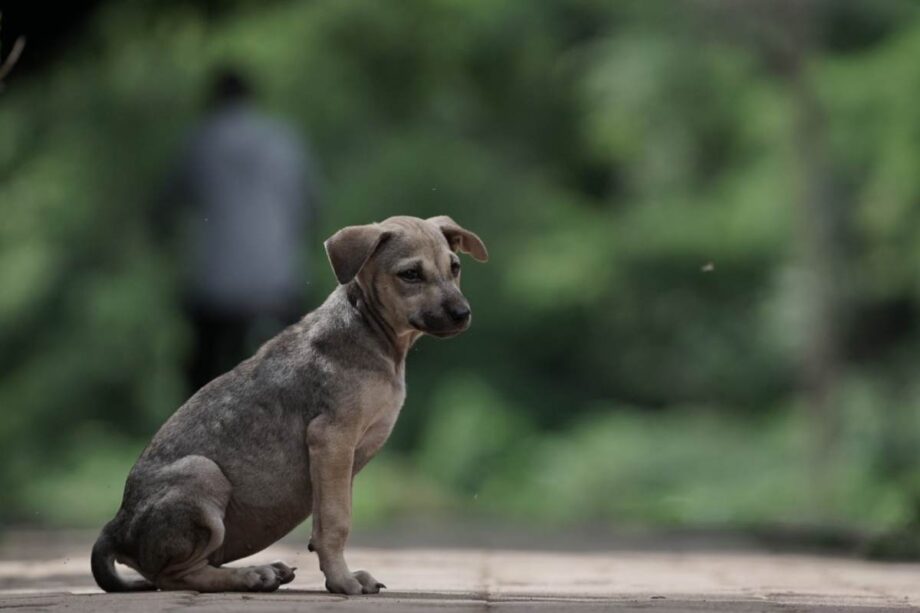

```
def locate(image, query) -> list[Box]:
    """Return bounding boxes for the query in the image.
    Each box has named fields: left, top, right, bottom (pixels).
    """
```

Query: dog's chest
left=356, top=374, right=405, bottom=425
left=353, top=375, right=406, bottom=462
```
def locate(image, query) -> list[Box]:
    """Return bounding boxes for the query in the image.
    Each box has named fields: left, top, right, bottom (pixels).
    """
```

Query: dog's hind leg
left=132, top=456, right=296, bottom=592
left=158, top=560, right=296, bottom=592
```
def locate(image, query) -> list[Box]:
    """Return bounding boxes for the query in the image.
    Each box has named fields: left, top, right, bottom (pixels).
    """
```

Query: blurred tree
left=1, top=0, right=920, bottom=538
left=776, top=0, right=850, bottom=511
left=706, top=0, right=852, bottom=509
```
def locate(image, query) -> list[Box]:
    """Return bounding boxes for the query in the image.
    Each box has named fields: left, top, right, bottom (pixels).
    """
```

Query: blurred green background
left=2, top=0, right=920, bottom=553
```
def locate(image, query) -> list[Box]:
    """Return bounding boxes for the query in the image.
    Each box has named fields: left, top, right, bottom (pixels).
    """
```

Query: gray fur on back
left=114, top=285, right=397, bottom=564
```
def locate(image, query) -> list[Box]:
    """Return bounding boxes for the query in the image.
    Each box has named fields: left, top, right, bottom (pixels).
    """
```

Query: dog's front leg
left=307, top=415, right=385, bottom=595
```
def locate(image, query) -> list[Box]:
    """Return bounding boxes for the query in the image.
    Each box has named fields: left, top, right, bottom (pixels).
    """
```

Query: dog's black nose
left=447, top=304, right=471, bottom=323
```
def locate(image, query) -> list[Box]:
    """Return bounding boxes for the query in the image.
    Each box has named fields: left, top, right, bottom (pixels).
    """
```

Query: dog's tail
left=91, top=527, right=155, bottom=592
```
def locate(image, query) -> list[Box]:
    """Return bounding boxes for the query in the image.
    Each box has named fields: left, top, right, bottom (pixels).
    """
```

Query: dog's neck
left=344, top=282, right=419, bottom=370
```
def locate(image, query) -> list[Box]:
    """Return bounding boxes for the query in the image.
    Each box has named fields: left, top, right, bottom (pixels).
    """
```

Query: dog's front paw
left=353, top=569, right=386, bottom=594
left=325, top=573, right=363, bottom=595
left=324, top=570, right=385, bottom=595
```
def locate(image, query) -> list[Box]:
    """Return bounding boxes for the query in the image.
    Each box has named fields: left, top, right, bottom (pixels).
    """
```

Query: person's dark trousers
left=186, top=302, right=303, bottom=394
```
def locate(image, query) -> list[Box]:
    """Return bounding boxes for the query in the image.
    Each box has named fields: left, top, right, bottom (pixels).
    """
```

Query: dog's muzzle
left=412, top=304, right=472, bottom=337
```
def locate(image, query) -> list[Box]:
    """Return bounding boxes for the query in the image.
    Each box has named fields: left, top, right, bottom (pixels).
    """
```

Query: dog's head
left=324, top=215, right=488, bottom=338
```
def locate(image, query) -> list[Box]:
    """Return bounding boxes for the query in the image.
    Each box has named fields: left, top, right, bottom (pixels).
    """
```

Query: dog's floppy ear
left=324, top=224, right=391, bottom=284
left=427, top=216, right=489, bottom=262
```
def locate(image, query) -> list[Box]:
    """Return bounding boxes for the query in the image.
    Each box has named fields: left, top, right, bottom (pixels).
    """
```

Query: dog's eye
left=450, top=261, right=461, bottom=277
left=397, top=268, right=423, bottom=282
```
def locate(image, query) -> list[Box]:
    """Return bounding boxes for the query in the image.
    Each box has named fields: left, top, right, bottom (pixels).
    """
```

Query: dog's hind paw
left=270, top=561, right=296, bottom=585
left=242, top=562, right=295, bottom=592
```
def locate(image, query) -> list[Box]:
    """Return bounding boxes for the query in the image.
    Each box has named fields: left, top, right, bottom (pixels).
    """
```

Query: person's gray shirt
left=174, top=102, right=316, bottom=315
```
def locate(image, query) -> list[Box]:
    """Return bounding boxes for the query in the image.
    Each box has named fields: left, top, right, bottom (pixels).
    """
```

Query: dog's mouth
left=409, top=315, right=470, bottom=338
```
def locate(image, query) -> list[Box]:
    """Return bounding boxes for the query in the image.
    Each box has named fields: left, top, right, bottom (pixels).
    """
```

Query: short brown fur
left=91, top=215, right=487, bottom=595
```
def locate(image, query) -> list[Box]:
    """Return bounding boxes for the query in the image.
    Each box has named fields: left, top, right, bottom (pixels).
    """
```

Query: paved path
left=1, top=531, right=918, bottom=611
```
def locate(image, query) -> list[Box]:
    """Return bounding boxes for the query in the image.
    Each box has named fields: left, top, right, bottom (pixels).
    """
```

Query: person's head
left=207, top=66, right=253, bottom=109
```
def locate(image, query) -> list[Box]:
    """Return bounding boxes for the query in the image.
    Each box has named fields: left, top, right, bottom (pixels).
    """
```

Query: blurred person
left=161, top=66, right=319, bottom=392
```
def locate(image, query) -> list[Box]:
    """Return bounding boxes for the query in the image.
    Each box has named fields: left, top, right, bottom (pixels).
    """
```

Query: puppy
left=91, top=215, right=488, bottom=594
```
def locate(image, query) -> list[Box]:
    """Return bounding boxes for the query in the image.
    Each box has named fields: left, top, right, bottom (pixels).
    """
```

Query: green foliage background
left=2, top=0, right=920, bottom=537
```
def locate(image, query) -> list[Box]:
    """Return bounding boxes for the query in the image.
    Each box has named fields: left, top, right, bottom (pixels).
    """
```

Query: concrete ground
left=1, top=529, right=918, bottom=611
